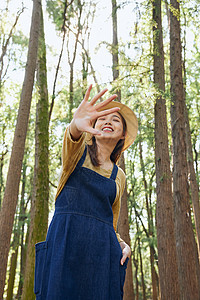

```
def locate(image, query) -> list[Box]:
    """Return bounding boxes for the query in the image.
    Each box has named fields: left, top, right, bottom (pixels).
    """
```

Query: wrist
left=69, top=120, right=82, bottom=141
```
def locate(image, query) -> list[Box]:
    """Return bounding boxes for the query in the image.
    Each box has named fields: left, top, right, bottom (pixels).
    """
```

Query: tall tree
left=182, top=22, right=200, bottom=258
left=22, top=5, right=49, bottom=299
left=0, top=124, right=8, bottom=207
left=170, top=0, right=200, bottom=298
left=111, top=0, right=135, bottom=299
left=153, top=0, right=180, bottom=298
left=139, top=138, right=158, bottom=299
left=6, top=220, right=20, bottom=300
left=0, top=0, right=41, bottom=297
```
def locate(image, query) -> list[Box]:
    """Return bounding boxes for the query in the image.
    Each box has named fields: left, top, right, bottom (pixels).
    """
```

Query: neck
left=96, top=139, right=115, bottom=165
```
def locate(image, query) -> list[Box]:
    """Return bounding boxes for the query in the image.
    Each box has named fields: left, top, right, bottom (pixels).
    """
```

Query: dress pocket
left=34, top=241, right=47, bottom=295
left=119, top=258, right=129, bottom=298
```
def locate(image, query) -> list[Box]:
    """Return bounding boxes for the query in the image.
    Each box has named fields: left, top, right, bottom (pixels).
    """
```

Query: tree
left=182, top=15, right=200, bottom=257
left=139, top=137, right=158, bottom=299
left=170, top=0, right=200, bottom=297
left=0, top=0, right=41, bottom=297
left=153, top=0, right=180, bottom=298
left=22, top=4, right=49, bottom=299
left=111, top=0, right=135, bottom=299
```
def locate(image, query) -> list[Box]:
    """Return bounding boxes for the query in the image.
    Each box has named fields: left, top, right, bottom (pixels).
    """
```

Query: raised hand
left=70, top=84, right=119, bottom=140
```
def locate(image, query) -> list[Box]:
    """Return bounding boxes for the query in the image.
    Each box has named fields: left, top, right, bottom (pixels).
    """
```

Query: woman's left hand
left=120, top=241, right=131, bottom=265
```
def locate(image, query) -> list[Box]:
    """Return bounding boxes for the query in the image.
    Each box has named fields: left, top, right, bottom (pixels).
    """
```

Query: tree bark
left=17, top=220, right=30, bottom=299
left=139, top=139, right=158, bottom=299
left=153, top=0, right=180, bottom=299
left=6, top=237, right=19, bottom=300
left=182, top=30, right=200, bottom=259
left=170, top=0, right=200, bottom=298
left=118, top=156, right=135, bottom=300
left=22, top=5, right=49, bottom=299
left=112, top=0, right=135, bottom=300
left=133, top=240, right=139, bottom=300
left=111, top=1, right=135, bottom=298
left=0, top=124, right=8, bottom=207
left=135, top=214, right=146, bottom=300
left=0, top=1, right=41, bottom=297
left=184, top=99, right=200, bottom=260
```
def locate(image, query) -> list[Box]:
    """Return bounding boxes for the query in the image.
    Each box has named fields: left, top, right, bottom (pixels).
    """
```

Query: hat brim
left=86, top=101, right=138, bottom=151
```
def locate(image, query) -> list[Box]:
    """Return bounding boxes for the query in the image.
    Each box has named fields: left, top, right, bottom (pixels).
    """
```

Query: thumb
left=85, top=127, right=101, bottom=136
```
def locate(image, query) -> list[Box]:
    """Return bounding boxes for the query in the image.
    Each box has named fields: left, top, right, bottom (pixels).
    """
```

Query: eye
left=98, top=117, right=105, bottom=121
left=113, top=118, right=120, bottom=122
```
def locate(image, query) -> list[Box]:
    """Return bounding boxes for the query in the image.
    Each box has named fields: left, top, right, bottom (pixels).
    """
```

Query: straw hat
left=86, top=101, right=138, bottom=151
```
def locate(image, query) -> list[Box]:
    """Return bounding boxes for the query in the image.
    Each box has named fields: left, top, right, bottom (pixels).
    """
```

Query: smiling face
left=94, top=112, right=125, bottom=144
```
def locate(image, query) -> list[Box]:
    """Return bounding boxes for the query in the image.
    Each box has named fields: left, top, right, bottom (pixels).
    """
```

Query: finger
left=96, top=107, right=120, bottom=118
left=121, top=253, right=128, bottom=265
left=89, top=88, right=108, bottom=105
left=85, top=127, right=102, bottom=136
left=83, top=84, right=92, bottom=102
left=95, top=94, right=118, bottom=110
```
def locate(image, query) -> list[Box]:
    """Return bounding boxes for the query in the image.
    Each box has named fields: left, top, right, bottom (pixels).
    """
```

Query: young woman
left=34, top=85, right=138, bottom=300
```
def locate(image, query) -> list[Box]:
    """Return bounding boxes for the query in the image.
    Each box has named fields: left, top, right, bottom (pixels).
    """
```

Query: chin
left=96, top=134, right=119, bottom=144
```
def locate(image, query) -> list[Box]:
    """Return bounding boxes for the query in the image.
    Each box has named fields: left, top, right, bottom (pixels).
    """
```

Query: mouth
left=102, top=126, right=114, bottom=132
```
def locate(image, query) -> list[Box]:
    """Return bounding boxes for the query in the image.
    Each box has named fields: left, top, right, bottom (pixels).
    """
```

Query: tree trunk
left=133, top=240, right=139, bottom=300
left=69, top=63, right=74, bottom=122
left=182, top=32, right=200, bottom=259
left=22, top=5, right=49, bottom=299
left=135, top=214, right=146, bottom=300
left=0, top=124, right=8, bottom=208
left=111, top=1, right=134, bottom=298
left=17, top=221, right=30, bottom=299
left=184, top=99, right=200, bottom=260
left=153, top=0, right=180, bottom=299
left=170, top=0, right=200, bottom=298
left=7, top=158, right=28, bottom=299
left=139, top=242, right=146, bottom=300
left=118, top=156, right=135, bottom=300
left=0, top=1, right=41, bottom=297
left=16, top=158, right=30, bottom=299
left=6, top=240, right=19, bottom=300
left=139, top=139, right=158, bottom=299
left=81, top=51, right=88, bottom=97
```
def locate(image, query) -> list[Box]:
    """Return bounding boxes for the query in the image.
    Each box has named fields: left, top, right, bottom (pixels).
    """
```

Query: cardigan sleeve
left=112, top=167, right=126, bottom=243
left=55, top=126, right=86, bottom=199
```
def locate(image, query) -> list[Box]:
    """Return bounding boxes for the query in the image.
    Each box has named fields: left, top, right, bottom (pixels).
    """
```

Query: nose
left=104, top=116, right=112, bottom=125
left=104, top=120, right=112, bottom=125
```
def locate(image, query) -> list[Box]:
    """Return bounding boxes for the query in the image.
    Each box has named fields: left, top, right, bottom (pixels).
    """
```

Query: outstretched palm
left=73, top=85, right=119, bottom=135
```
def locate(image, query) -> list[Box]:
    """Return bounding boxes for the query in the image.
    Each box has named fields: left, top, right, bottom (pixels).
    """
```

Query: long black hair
left=87, top=112, right=127, bottom=166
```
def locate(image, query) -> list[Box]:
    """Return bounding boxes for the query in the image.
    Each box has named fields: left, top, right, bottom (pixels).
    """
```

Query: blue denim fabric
left=34, top=146, right=129, bottom=300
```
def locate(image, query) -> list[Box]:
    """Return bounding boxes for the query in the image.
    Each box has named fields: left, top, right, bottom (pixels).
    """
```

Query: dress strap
left=77, top=145, right=87, bottom=168
left=110, top=164, right=118, bottom=180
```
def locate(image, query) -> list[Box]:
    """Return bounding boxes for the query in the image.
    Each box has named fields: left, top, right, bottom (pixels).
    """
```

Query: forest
left=0, top=0, right=200, bottom=299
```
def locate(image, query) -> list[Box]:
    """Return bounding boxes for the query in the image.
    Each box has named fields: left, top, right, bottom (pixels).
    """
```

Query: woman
left=34, top=85, right=138, bottom=300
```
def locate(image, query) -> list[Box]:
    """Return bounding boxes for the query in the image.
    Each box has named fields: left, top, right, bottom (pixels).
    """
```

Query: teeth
left=103, top=127, right=113, bottom=132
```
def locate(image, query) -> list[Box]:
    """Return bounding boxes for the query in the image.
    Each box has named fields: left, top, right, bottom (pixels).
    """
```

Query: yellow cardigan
left=55, top=126, right=126, bottom=243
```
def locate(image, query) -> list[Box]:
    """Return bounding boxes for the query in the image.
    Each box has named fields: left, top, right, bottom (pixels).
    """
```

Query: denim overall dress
left=34, top=146, right=128, bottom=300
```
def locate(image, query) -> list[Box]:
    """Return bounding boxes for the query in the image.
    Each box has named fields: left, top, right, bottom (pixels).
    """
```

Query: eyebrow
left=98, top=114, right=121, bottom=120
left=112, top=114, right=121, bottom=119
